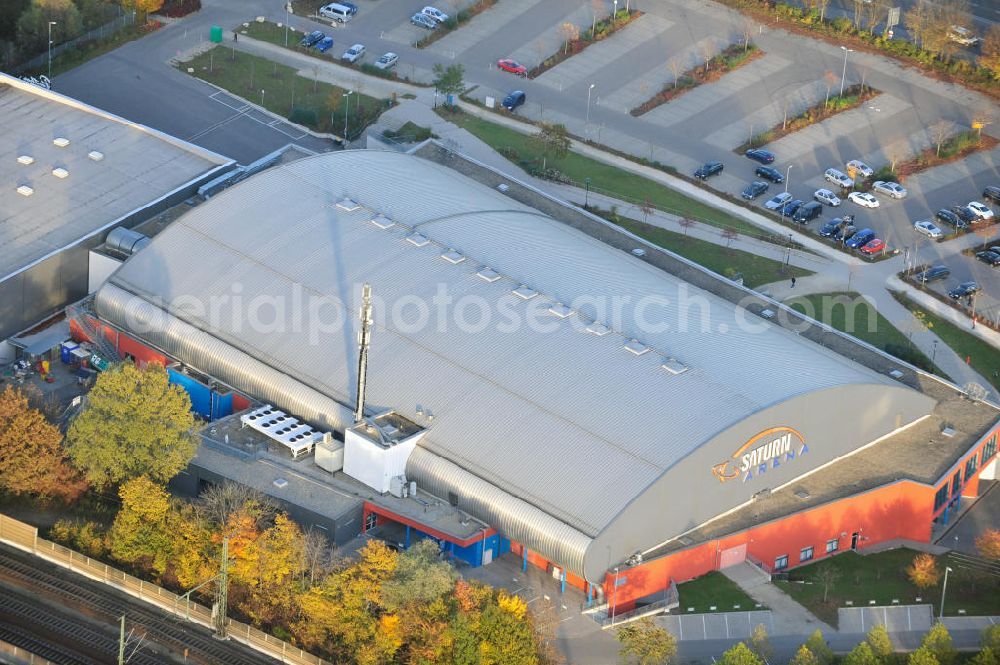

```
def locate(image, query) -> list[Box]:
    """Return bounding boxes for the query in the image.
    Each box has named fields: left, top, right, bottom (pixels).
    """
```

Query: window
left=934, top=485, right=949, bottom=511
left=983, top=435, right=998, bottom=466
left=951, top=471, right=962, bottom=497
left=800, top=546, right=814, bottom=563
left=364, top=512, right=377, bottom=531
left=965, top=454, right=978, bottom=482
left=826, top=539, right=839, bottom=554
left=774, top=555, right=789, bottom=571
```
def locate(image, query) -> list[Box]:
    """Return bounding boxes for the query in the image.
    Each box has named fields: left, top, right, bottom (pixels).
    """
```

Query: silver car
left=410, top=12, right=437, bottom=29
left=872, top=180, right=907, bottom=199
left=374, top=52, right=398, bottom=69
left=814, top=188, right=841, bottom=207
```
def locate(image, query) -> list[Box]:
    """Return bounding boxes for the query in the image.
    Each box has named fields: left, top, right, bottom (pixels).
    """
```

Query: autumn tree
left=0, top=386, right=87, bottom=502
left=718, top=642, right=764, bottom=665
left=922, top=623, right=958, bottom=665
left=109, top=476, right=174, bottom=574
left=985, top=624, right=1000, bottom=651
left=119, top=0, right=164, bottom=23
left=980, top=25, right=1000, bottom=78
left=616, top=617, right=677, bottom=665
left=749, top=624, right=773, bottom=663
left=201, top=481, right=277, bottom=530
left=975, top=528, right=1000, bottom=560
left=66, top=362, right=196, bottom=488
left=559, top=22, right=579, bottom=54
left=229, top=512, right=306, bottom=625
left=432, top=62, right=465, bottom=107
left=929, top=120, right=952, bottom=157
left=805, top=629, right=835, bottom=665
left=479, top=592, right=538, bottom=665
left=867, top=623, right=894, bottom=660
left=907, top=553, right=942, bottom=590
left=909, top=646, right=941, bottom=665
left=667, top=56, right=682, bottom=89
left=791, top=645, right=821, bottom=665
left=533, top=122, right=570, bottom=170
left=845, top=641, right=880, bottom=665
left=971, top=648, right=999, bottom=665
left=812, top=562, right=842, bottom=602
left=824, top=70, right=838, bottom=106
left=380, top=539, right=457, bottom=611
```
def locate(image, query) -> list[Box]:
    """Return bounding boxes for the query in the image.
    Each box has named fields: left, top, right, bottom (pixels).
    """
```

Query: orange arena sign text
left=712, top=427, right=808, bottom=483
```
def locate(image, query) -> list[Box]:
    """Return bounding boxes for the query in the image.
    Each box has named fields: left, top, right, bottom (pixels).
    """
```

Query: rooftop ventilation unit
left=53, top=137, right=70, bottom=147
left=336, top=197, right=360, bottom=211
left=88, top=150, right=104, bottom=161
left=17, top=185, right=34, bottom=197
left=105, top=227, right=151, bottom=258
left=52, top=167, right=69, bottom=179
left=794, top=488, right=811, bottom=500
left=371, top=214, right=394, bottom=229
left=476, top=268, right=501, bottom=283
left=661, top=357, right=688, bottom=375
left=406, top=233, right=429, bottom=247
left=548, top=303, right=572, bottom=318
left=512, top=286, right=537, bottom=300
left=497, top=183, right=510, bottom=193
left=441, top=249, right=465, bottom=264
left=17, top=155, right=34, bottom=165
left=585, top=321, right=610, bottom=336
left=624, top=340, right=650, bottom=356
left=940, top=425, right=956, bottom=438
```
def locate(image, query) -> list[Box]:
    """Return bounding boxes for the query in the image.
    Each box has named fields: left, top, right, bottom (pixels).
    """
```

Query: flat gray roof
left=0, top=73, right=232, bottom=282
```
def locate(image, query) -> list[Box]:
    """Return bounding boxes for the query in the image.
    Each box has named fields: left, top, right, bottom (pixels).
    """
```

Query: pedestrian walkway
left=723, top=563, right=836, bottom=636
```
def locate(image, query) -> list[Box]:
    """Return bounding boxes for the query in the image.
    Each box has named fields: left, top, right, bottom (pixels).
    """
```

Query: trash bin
left=210, top=25, right=223, bottom=43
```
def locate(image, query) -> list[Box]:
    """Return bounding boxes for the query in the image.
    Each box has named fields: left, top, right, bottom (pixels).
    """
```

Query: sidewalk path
left=722, top=563, right=836, bottom=637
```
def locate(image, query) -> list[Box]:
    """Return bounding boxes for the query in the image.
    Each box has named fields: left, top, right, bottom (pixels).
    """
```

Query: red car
left=497, top=58, right=527, bottom=76
left=859, top=238, right=885, bottom=255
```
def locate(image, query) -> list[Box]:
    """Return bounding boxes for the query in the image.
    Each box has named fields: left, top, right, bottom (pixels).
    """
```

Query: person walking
left=791, top=276, right=796, bottom=288
left=234, top=31, right=238, bottom=42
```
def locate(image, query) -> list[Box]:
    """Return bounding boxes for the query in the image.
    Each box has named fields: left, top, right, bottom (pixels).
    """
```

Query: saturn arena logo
left=712, top=427, right=808, bottom=483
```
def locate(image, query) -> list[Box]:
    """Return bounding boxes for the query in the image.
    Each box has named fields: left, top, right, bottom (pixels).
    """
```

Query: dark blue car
left=846, top=228, right=875, bottom=249
left=300, top=30, right=325, bottom=47
left=745, top=149, right=775, bottom=164
left=779, top=199, right=803, bottom=217
left=315, top=36, right=334, bottom=52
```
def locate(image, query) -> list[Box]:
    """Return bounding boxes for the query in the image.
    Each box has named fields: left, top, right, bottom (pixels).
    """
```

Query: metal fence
left=12, top=11, right=136, bottom=75
left=0, top=513, right=332, bottom=665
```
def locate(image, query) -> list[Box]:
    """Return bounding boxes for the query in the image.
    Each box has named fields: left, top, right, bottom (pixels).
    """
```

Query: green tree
left=15, top=0, right=82, bottom=53
left=380, top=538, right=457, bottom=611
left=909, top=646, right=940, bottom=665
left=0, top=386, right=87, bottom=501
left=804, top=629, right=834, bottom=665
left=108, top=476, right=173, bottom=574
left=971, top=648, right=999, bottom=665
left=790, top=644, right=821, bottom=665
left=431, top=62, right=465, bottom=107
left=616, top=616, right=677, bottom=665
left=533, top=122, right=570, bottom=170
left=844, top=642, right=879, bottom=665
left=812, top=562, right=842, bottom=602
left=66, top=362, right=196, bottom=488
left=867, top=624, right=894, bottom=661
left=479, top=592, right=538, bottom=665
left=717, top=642, right=763, bottom=665
left=119, top=0, right=164, bottom=22
left=750, top=624, right=773, bottom=663
left=985, top=624, right=1000, bottom=651
left=922, top=623, right=958, bottom=665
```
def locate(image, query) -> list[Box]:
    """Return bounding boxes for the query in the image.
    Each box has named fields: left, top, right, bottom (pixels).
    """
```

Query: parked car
left=984, top=186, right=1000, bottom=204
left=814, top=188, right=841, bottom=207
left=819, top=215, right=855, bottom=239
left=913, top=220, right=943, bottom=238
left=779, top=198, right=804, bottom=218
left=410, top=12, right=437, bottom=28
left=319, top=3, right=353, bottom=21
left=914, top=265, right=951, bottom=283
left=824, top=168, right=854, bottom=188
left=847, top=191, right=879, bottom=208
left=872, top=180, right=907, bottom=199
left=374, top=52, right=398, bottom=70
left=859, top=238, right=886, bottom=255
left=948, top=281, right=981, bottom=299
left=976, top=250, right=1000, bottom=267
left=742, top=181, right=769, bottom=201
left=694, top=161, right=723, bottom=180
left=421, top=6, right=449, bottom=22
left=952, top=205, right=979, bottom=224
left=967, top=201, right=995, bottom=220
left=764, top=192, right=793, bottom=210
left=299, top=30, right=325, bottom=47
left=315, top=36, right=334, bottom=52
left=497, top=58, right=527, bottom=76
left=846, top=159, right=874, bottom=178
left=846, top=228, right=875, bottom=249
left=341, top=43, right=365, bottom=62
left=949, top=25, right=980, bottom=46
left=744, top=149, right=775, bottom=164
left=501, top=90, right=526, bottom=111
left=755, top=166, right=784, bottom=183
left=793, top=201, right=823, bottom=223
left=936, top=208, right=968, bottom=230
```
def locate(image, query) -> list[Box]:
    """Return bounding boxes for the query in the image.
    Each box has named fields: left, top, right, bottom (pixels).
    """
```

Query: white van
left=319, top=3, right=353, bottom=22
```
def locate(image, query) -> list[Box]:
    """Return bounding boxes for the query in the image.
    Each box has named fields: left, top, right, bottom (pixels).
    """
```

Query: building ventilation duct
left=105, top=227, right=152, bottom=258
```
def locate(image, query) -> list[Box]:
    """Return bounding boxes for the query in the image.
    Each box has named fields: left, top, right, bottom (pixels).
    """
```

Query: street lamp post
left=47, top=21, right=57, bottom=81
left=260, top=89, right=265, bottom=107
left=610, top=566, right=620, bottom=626
left=784, top=164, right=793, bottom=195
left=586, top=83, right=595, bottom=127
left=585, top=177, right=591, bottom=208
left=284, top=2, right=290, bottom=47
left=839, top=46, right=853, bottom=97
left=939, top=566, right=953, bottom=619
left=343, top=90, right=354, bottom=142
left=932, top=339, right=939, bottom=364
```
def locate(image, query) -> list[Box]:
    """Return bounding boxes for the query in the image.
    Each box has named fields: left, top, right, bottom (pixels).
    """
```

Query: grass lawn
left=896, top=293, right=1000, bottom=392
left=774, top=549, right=1000, bottom=627
left=179, top=47, right=388, bottom=137
left=676, top=572, right=763, bottom=613
left=787, top=292, right=942, bottom=375
left=435, top=107, right=777, bottom=237
left=611, top=217, right=812, bottom=289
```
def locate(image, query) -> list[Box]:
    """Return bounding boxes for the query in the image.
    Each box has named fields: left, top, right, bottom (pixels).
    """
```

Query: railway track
left=0, top=542, right=281, bottom=665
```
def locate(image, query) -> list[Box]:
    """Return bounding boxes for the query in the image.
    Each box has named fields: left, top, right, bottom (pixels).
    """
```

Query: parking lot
left=838, top=604, right=934, bottom=635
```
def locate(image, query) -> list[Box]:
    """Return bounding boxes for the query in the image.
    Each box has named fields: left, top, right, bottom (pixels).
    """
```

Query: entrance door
left=719, top=544, right=748, bottom=569
left=482, top=547, right=493, bottom=566
left=851, top=532, right=859, bottom=550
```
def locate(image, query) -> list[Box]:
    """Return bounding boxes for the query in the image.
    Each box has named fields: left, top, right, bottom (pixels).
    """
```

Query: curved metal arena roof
left=96, top=150, right=934, bottom=581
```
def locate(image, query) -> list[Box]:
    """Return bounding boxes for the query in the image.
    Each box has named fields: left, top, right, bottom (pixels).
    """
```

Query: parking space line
left=702, top=614, right=707, bottom=640
left=725, top=613, right=730, bottom=638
